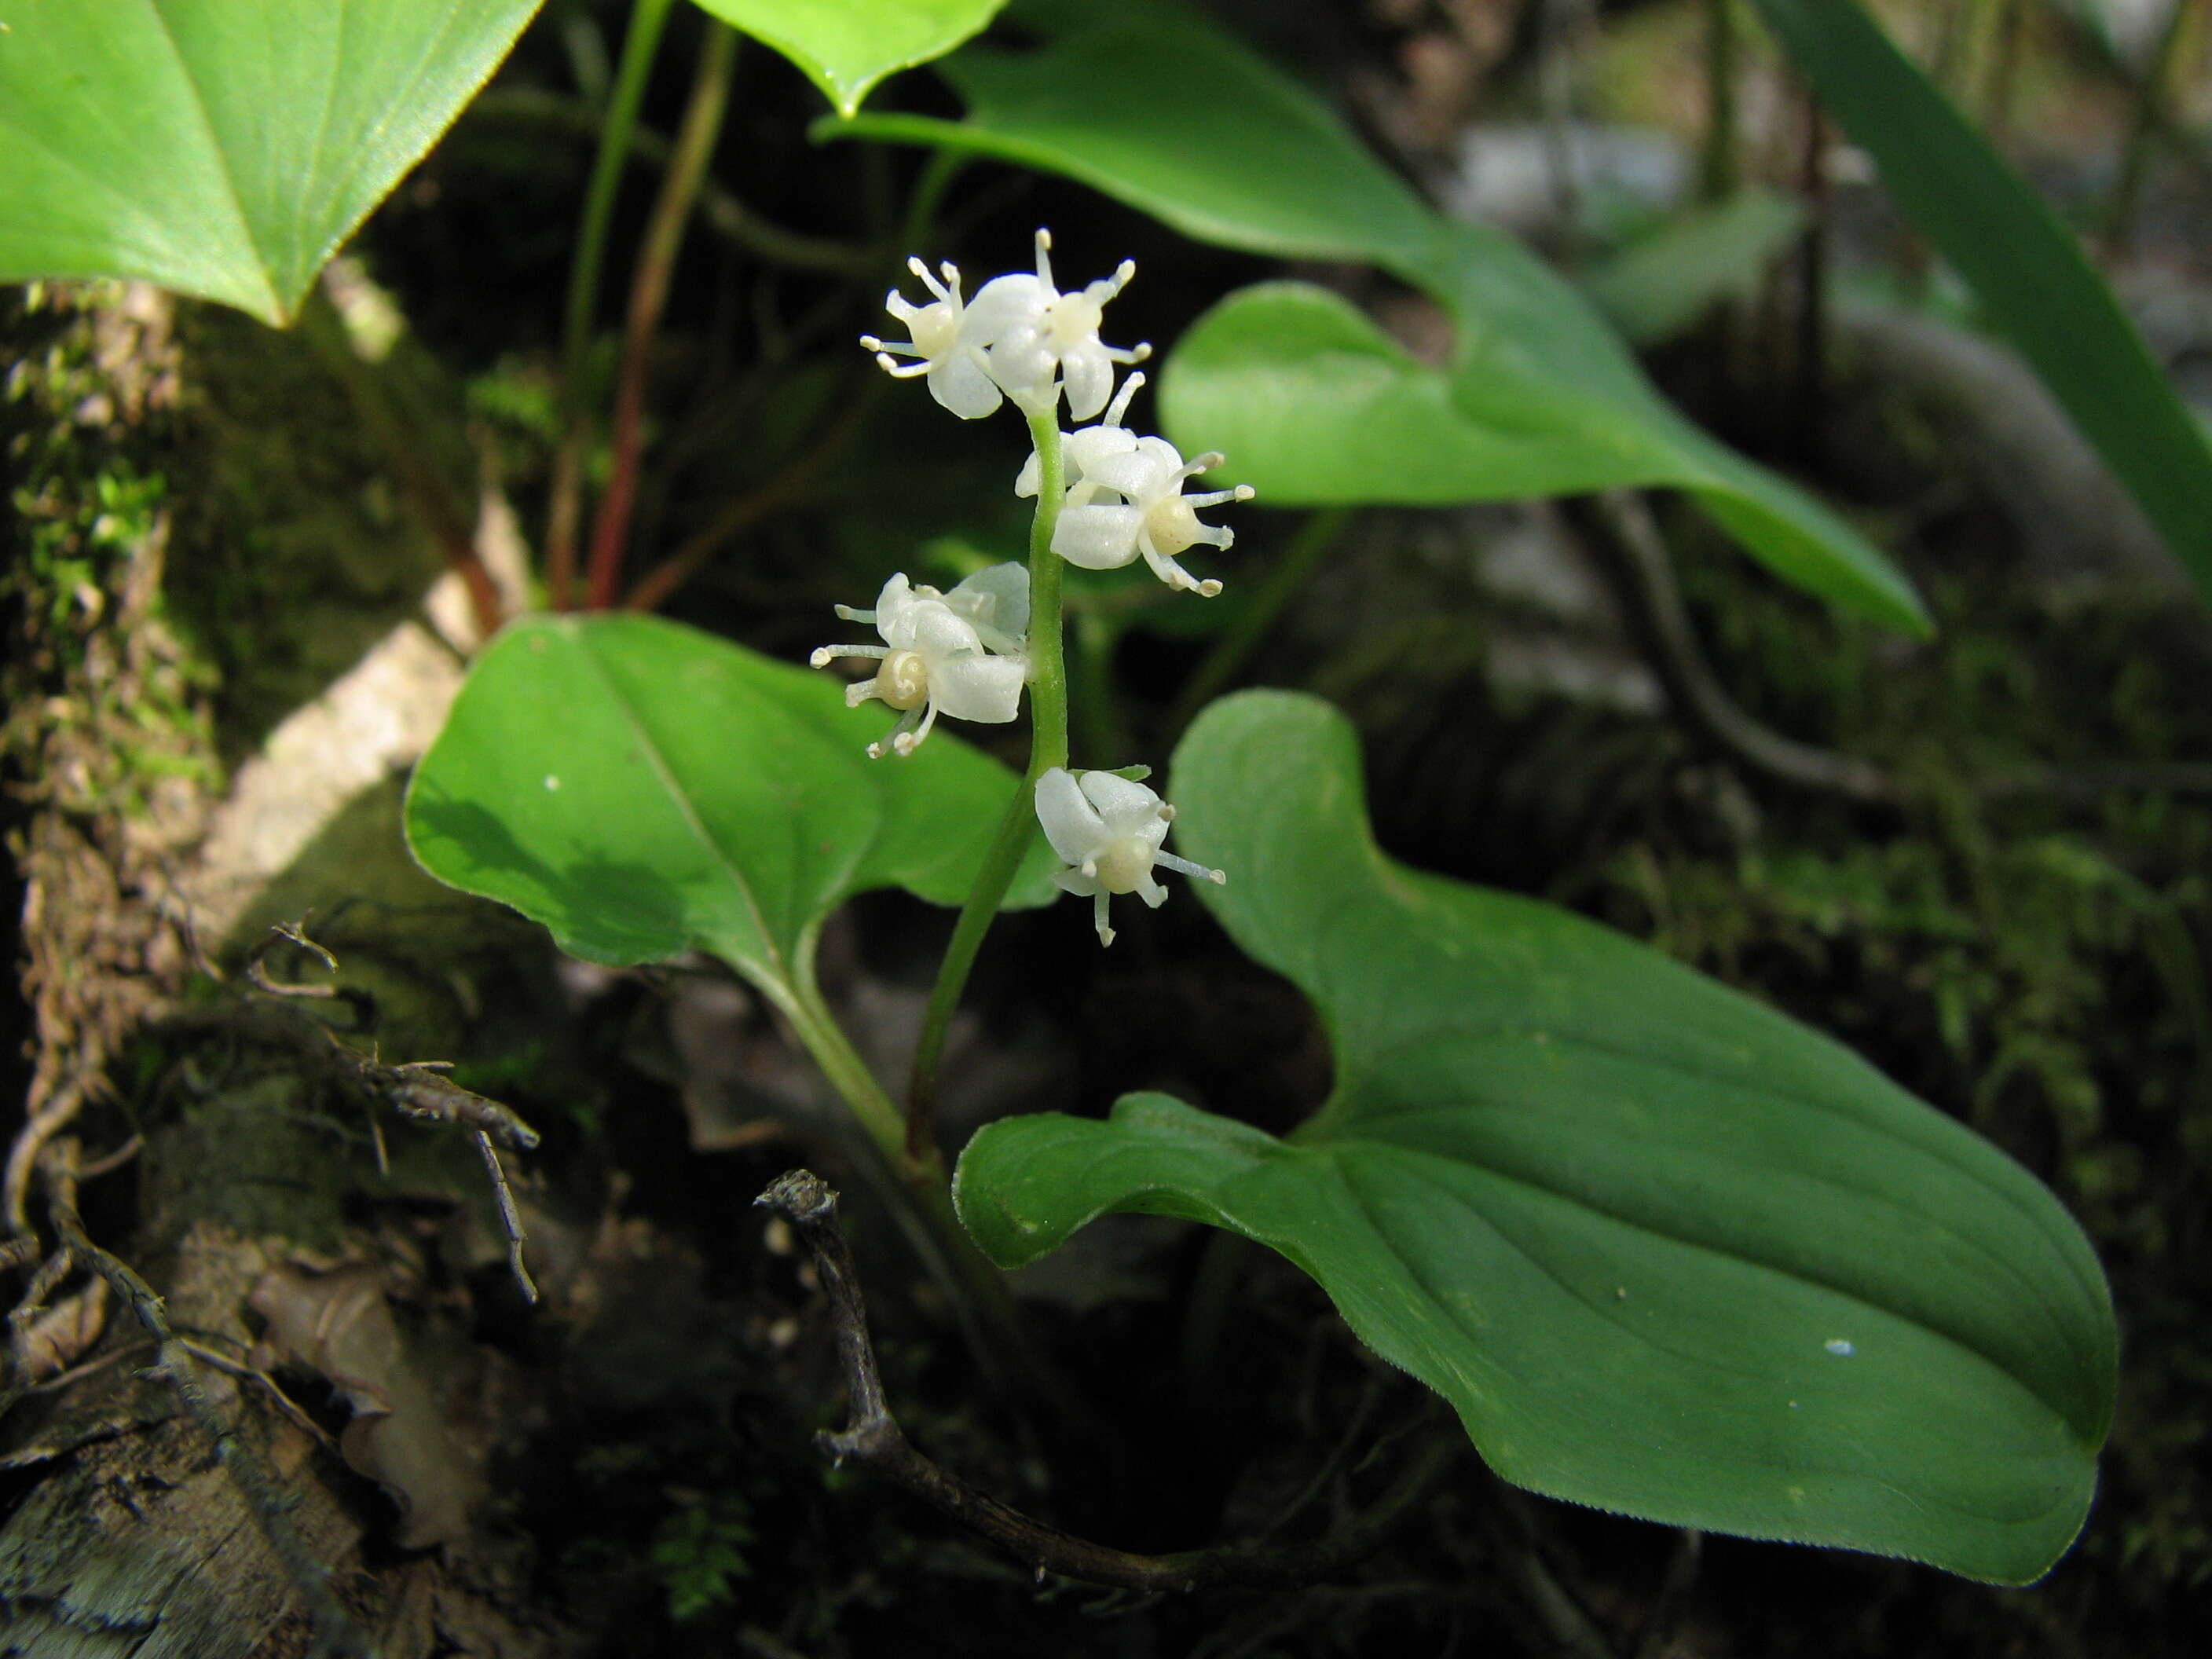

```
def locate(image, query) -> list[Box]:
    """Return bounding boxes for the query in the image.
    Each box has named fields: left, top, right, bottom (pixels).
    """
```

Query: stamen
left=844, top=678, right=880, bottom=708
left=1104, top=371, right=1145, bottom=430
left=1093, top=892, right=1115, bottom=947
left=1156, top=852, right=1225, bottom=884
left=811, top=643, right=888, bottom=667
left=892, top=701, right=940, bottom=756
left=832, top=604, right=877, bottom=624
left=1034, top=227, right=1055, bottom=290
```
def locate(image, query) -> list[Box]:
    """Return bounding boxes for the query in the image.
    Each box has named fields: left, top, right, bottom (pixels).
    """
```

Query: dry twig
left=756, top=1169, right=1454, bottom=1593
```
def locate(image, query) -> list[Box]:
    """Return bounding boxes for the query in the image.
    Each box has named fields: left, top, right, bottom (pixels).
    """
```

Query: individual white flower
left=860, top=257, right=1003, bottom=419
left=811, top=568, right=1029, bottom=757
left=1035, top=767, right=1223, bottom=947
left=965, top=229, right=1150, bottom=420
left=1050, top=438, right=1253, bottom=599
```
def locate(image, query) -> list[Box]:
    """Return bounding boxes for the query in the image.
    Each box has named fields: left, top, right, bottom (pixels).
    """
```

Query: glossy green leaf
left=1160, top=282, right=1926, bottom=629
left=694, top=0, right=1009, bottom=116
left=0, top=0, right=540, bottom=324
left=823, top=4, right=1928, bottom=635
left=1750, top=0, right=2212, bottom=604
left=404, top=613, right=1051, bottom=1003
left=1583, top=189, right=1807, bottom=346
left=956, top=691, right=2114, bottom=1583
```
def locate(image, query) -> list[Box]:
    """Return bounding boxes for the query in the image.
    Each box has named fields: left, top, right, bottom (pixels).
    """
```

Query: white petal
left=963, top=273, right=1047, bottom=342
left=1051, top=504, right=1144, bottom=569
left=1077, top=771, right=1163, bottom=828
left=1050, top=867, right=1104, bottom=898
left=870, top=573, right=918, bottom=644
left=928, top=654, right=1026, bottom=723
left=1064, top=424, right=1138, bottom=481
left=947, top=562, right=1030, bottom=644
left=907, top=605, right=986, bottom=664
left=929, top=350, right=1003, bottom=419
left=1014, top=451, right=1041, bottom=498
left=1060, top=346, right=1112, bottom=422
left=1035, top=767, right=1107, bottom=865
left=984, top=339, right=1057, bottom=408
left=1087, top=449, right=1177, bottom=503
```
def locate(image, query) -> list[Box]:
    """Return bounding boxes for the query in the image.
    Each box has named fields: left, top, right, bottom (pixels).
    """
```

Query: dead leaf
left=248, top=1264, right=482, bottom=1549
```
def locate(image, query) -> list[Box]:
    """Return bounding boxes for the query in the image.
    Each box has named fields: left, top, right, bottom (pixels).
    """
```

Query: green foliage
left=955, top=690, right=2116, bottom=1583
left=694, top=0, right=1011, bottom=116
left=1582, top=189, right=1809, bottom=346
left=402, top=610, right=1052, bottom=1005
left=650, top=1493, right=756, bottom=1622
left=826, top=2, right=1929, bottom=635
left=0, top=1, right=543, bottom=325
left=1749, top=0, right=2212, bottom=609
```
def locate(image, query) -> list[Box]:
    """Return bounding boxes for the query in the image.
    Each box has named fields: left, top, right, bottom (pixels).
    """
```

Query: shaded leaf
left=403, top=613, right=1050, bottom=1007
left=956, top=691, right=2114, bottom=1583
left=1750, top=0, right=2212, bottom=604
left=0, top=0, right=542, bottom=324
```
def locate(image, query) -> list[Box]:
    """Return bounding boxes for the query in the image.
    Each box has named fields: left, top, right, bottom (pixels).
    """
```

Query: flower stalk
left=905, top=410, right=1068, bottom=1162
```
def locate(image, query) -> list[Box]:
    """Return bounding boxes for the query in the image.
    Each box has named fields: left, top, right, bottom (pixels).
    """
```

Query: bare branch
left=756, top=1170, right=1452, bottom=1593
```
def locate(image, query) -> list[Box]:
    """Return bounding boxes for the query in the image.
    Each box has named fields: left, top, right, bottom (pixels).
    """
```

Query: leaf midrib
left=567, top=624, right=787, bottom=986
left=145, top=0, right=279, bottom=317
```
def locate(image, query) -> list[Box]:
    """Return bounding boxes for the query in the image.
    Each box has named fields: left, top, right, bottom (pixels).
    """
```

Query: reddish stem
left=584, top=21, right=737, bottom=610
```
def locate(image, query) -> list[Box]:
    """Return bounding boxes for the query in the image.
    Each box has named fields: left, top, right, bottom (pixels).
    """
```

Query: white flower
left=810, top=568, right=1030, bottom=757
left=860, top=258, right=1003, bottom=419
left=965, top=229, right=1150, bottom=420
left=1053, top=446, right=1253, bottom=600
left=1035, top=767, right=1224, bottom=947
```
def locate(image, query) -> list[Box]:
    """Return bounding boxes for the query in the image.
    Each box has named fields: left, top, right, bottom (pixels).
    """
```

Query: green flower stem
left=560, top=0, right=676, bottom=401
left=905, top=410, right=1069, bottom=1166
left=548, top=0, right=676, bottom=610
left=1166, top=507, right=1350, bottom=734
left=783, top=961, right=1071, bottom=1410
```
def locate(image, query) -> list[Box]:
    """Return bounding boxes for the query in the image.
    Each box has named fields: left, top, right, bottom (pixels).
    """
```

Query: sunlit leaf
left=824, top=3, right=1929, bottom=635
left=957, top=690, right=2114, bottom=1583
left=1160, top=281, right=1928, bottom=629
left=0, top=0, right=542, bottom=324
left=694, top=0, right=1009, bottom=116
left=404, top=613, right=1051, bottom=1005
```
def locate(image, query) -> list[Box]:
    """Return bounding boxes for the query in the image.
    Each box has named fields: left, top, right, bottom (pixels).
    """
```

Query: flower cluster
left=862, top=229, right=1149, bottom=421
left=816, top=229, right=1249, bottom=943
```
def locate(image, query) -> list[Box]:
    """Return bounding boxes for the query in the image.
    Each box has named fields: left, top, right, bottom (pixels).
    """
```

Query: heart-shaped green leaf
left=1159, top=281, right=1924, bottom=629
left=403, top=613, right=1052, bottom=1001
left=823, top=4, right=1928, bottom=635
left=694, top=0, right=1009, bottom=116
left=0, top=0, right=541, bottom=324
left=954, top=690, right=2114, bottom=1583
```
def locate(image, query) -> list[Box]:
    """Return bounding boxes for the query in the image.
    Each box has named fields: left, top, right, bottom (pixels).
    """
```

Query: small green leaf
left=956, top=691, right=2114, bottom=1583
left=1583, top=189, right=1808, bottom=346
left=1159, top=281, right=1928, bottom=632
left=403, top=614, right=1049, bottom=1002
left=693, top=0, right=1009, bottom=116
left=0, top=0, right=542, bottom=324
left=1750, top=0, right=2212, bottom=606
left=822, top=4, right=1928, bottom=634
